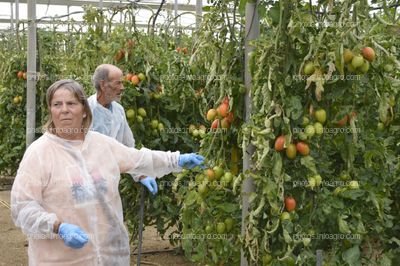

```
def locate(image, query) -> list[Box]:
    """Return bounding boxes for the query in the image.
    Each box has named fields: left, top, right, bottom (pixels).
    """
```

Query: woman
left=11, top=79, right=204, bottom=265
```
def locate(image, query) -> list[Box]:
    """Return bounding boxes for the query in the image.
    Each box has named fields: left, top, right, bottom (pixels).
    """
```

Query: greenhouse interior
left=0, top=0, right=399, bottom=265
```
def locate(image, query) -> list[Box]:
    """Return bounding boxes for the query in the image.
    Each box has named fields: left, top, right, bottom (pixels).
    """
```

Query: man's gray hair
left=92, top=65, right=110, bottom=91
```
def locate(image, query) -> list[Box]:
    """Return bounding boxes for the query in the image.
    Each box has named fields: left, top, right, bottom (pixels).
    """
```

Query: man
left=88, top=64, right=157, bottom=194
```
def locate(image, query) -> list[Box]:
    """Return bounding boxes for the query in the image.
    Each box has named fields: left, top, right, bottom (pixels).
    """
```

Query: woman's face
left=50, top=88, right=86, bottom=140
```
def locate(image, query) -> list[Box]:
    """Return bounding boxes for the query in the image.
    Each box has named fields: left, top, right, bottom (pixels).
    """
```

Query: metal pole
left=15, top=0, right=20, bottom=31
left=174, top=0, right=178, bottom=36
left=240, top=1, right=259, bottom=266
left=195, top=0, right=202, bottom=29
left=26, top=0, right=37, bottom=146
left=10, top=3, right=14, bottom=31
left=316, top=250, right=323, bottom=266
left=67, top=5, right=70, bottom=32
left=120, top=0, right=122, bottom=23
left=136, top=186, right=146, bottom=266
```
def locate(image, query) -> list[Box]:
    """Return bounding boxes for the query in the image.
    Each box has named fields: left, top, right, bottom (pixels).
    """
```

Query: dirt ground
left=0, top=190, right=197, bottom=266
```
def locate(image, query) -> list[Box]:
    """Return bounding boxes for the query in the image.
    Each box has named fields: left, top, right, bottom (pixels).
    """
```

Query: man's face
left=101, top=68, right=124, bottom=104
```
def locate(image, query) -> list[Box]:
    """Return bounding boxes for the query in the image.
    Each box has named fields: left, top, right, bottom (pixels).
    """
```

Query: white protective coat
left=87, top=94, right=135, bottom=148
left=88, top=94, right=141, bottom=181
left=11, top=131, right=181, bottom=266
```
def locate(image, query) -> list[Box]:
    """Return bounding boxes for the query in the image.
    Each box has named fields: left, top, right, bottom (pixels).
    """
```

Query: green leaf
left=210, top=248, right=218, bottom=263
left=286, top=96, right=303, bottom=120
left=389, top=237, right=400, bottom=246
left=340, top=189, right=365, bottom=200
left=184, top=190, right=198, bottom=206
left=335, top=44, right=344, bottom=75
left=267, top=2, right=280, bottom=25
left=182, top=238, right=192, bottom=254
left=272, top=152, right=282, bottom=179
left=238, top=0, right=246, bottom=16
left=378, top=97, right=389, bottom=123
left=367, top=191, right=383, bottom=219
left=338, top=214, right=351, bottom=234
left=215, top=203, right=239, bottom=213
left=283, top=228, right=292, bottom=244
left=342, top=246, right=361, bottom=266
left=300, top=156, right=317, bottom=174
left=356, top=220, right=367, bottom=234
left=378, top=254, right=392, bottom=266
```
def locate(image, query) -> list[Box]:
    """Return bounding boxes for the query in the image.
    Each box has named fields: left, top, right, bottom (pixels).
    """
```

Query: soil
left=0, top=190, right=197, bottom=266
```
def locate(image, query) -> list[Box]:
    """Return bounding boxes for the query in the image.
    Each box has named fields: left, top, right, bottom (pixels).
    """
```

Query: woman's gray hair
left=92, top=65, right=110, bottom=92
left=43, top=79, right=92, bottom=135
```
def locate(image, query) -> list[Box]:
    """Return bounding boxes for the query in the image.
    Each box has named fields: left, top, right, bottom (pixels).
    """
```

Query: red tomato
left=217, top=103, right=229, bottom=118
left=211, top=119, right=219, bottom=129
left=274, top=135, right=285, bottom=151
left=284, top=197, right=296, bottom=212
left=296, top=141, right=310, bottom=156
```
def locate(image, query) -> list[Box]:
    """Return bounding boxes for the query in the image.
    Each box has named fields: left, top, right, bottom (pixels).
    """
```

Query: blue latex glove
left=58, top=223, right=89, bottom=249
left=140, top=176, right=158, bottom=195
left=178, top=153, right=205, bottom=169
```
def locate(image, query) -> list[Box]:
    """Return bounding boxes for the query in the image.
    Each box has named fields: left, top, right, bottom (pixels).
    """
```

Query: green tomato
left=198, top=183, right=208, bottom=194
left=126, top=109, right=135, bottom=119
left=213, top=166, right=224, bottom=180
left=340, top=172, right=350, bottom=181
left=219, top=176, right=228, bottom=188
left=157, top=123, right=165, bottom=132
left=348, top=180, right=359, bottom=189
left=351, top=55, right=364, bottom=68
left=302, top=116, right=310, bottom=126
left=216, top=222, right=226, bottom=234
left=314, top=175, right=322, bottom=186
left=199, top=129, right=206, bottom=138
left=303, top=62, right=315, bottom=75
left=280, top=211, right=291, bottom=221
left=153, top=93, right=162, bottom=99
left=192, top=129, right=199, bottom=137
left=314, top=109, right=327, bottom=124
left=333, top=187, right=343, bottom=196
left=308, top=177, right=316, bottom=189
left=188, top=124, right=196, bottom=134
left=224, top=217, right=234, bottom=232
left=150, top=119, right=159, bottom=129
left=314, top=122, right=324, bottom=135
left=136, top=115, right=143, bottom=123
left=305, top=125, right=315, bottom=138
left=205, top=225, right=213, bottom=234
left=223, top=172, right=233, bottom=183
left=360, top=60, right=370, bottom=73
left=302, top=237, right=311, bottom=247
left=195, top=174, right=205, bottom=184
left=299, top=132, right=308, bottom=141
left=377, top=122, right=385, bottom=131
left=138, top=73, right=146, bottom=81
left=137, top=107, right=147, bottom=117
left=347, top=63, right=356, bottom=73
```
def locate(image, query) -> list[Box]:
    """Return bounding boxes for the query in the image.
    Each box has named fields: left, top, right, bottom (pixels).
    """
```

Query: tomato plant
left=1, top=1, right=399, bottom=265
left=242, top=0, right=399, bottom=265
